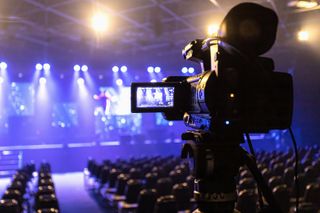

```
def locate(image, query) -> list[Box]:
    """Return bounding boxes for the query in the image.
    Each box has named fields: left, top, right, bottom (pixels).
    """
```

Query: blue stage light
left=150, top=79, right=157, bottom=82
left=188, top=67, right=195, bottom=74
left=120, top=66, right=127, bottom=73
left=147, top=66, right=154, bottom=73
left=116, top=79, right=123, bottom=86
left=77, top=77, right=85, bottom=86
left=0, top=76, right=4, bottom=84
left=181, top=67, right=188, bottom=74
left=112, top=66, right=119, bottom=72
left=73, top=65, right=81, bottom=72
left=0, top=62, right=7, bottom=70
left=39, top=77, right=47, bottom=85
left=154, top=67, right=161, bottom=73
left=81, top=65, right=88, bottom=72
left=43, top=63, right=50, bottom=71
left=35, top=63, right=43, bottom=71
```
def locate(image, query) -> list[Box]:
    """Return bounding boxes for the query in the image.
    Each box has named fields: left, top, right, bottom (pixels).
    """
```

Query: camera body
left=131, top=3, right=293, bottom=134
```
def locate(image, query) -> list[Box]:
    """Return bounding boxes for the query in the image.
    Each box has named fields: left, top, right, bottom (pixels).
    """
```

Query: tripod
left=181, top=130, right=283, bottom=213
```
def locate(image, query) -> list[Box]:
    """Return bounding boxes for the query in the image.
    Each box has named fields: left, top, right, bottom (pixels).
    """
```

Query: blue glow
left=81, top=65, right=88, bottom=72
left=120, top=66, right=127, bottom=73
left=35, top=63, right=43, bottom=71
left=73, top=65, right=81, bottom=72
left=0, top=76, right=4, bottom=84
left=39, top=77, right=47, bottom=85
left=181, top=67, right=188, bottom=74
left=116, top=79, right=123, bottom=86
left=225, top=120, right=230, bottom=125
left=112, top=66, right=119, bottom=72
left=77, top=77, right=85, bottom=86
left=0, top=62, right=7, bottom=70
left=43, top=63, right=50, bottom=71
left=188, top=67, right=195, bottom=74
left=147, top=66, right=154, bottom=73
left=154, top=67, right=161, bottom=73
left=150, top=79, right=157, bottom=82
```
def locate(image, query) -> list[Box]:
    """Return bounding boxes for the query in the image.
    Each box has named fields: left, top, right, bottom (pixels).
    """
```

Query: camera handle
left=181, top=131, right=282, bottom=213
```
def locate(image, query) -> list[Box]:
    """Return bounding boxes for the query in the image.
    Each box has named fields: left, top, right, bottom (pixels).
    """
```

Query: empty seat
left=304, top=183, right=320, bottom=207
left=272, top=184, right=290, bottom=213
left=154, top=195, right=176, bottom=213
left=172, top=182, right=191, bottom=211
left=137, top=189, right=157, bottom=213
left=236, top=189, right=257, bottom=213
left=0, top=199, right=20, bottom=213
left=156, top=178, right=173, bottom=197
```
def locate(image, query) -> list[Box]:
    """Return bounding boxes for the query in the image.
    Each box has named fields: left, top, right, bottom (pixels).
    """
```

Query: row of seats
left=85, top=146, right=320, bottom=213
left=33, top=163, right=60, bottom=213
left=227, top=146, right=320, bottom=212
left=0, top=162, right=60, bottom=213
left=0, top=163, right=35, bottom=213
left=85, top=156, right=195, bottom=213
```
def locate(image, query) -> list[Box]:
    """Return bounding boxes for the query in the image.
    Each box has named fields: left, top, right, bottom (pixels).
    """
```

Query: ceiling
left=0, top=0, right=319, bottom=74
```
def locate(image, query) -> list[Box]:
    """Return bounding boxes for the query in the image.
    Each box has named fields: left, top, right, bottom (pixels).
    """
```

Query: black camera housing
left=131, top=3, right=293, bottom=133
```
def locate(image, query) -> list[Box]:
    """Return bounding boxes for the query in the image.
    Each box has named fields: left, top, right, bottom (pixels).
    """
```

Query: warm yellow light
left=296, top=0, right=318, bottom=8
left=288, top=0, right=318, bottom=8
left=297, top=30, right=309, bottom=41
left=91, top=12, right=108, bottom=33
left=207, top=24, right=219, bottom=36
left=230, top=93, right=235, bottom=98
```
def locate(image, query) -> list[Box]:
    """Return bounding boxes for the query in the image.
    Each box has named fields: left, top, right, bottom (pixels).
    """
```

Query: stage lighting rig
left=132, top=2, right=293, bottom=213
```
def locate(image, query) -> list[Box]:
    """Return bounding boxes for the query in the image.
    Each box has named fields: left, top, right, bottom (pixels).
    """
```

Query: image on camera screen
left=136, top=87, right=174, bottom=108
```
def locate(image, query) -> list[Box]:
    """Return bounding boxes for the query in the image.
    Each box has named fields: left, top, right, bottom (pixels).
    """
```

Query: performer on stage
left=93, top=89, right=113, bottom=115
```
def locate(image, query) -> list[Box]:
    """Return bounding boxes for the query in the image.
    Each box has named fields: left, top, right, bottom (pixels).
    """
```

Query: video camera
left=131, top=3, right=293, bottom=134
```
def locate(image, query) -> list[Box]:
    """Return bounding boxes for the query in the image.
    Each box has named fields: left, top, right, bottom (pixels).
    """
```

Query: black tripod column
left=181, top=132, right=243, bottom=213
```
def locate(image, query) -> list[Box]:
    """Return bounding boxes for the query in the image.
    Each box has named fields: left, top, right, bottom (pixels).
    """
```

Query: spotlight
left=297, top=30, right=309, bottom=41
left=208, top=24, right=219, bottom=36
left=188, top=67, right=195, bottom=74
left=81, top=65, right=88, bottom=72
left=116, top=79, right=123, bottom=86
left=120, top=66, right=127, bottom=73
left=35, top=63, right=43, bottom=71
left=43, top=63, right=50, bottom=71
left=147, top=66, right=154, bottom=73
left=150, top=79, right=157, bottom=83
left=0, top=76, right=4, bottom=84
left=0, top=62, right=7, bottom=70
left=73, top=65, right=81, bottom=72
left=77, top=77, right=85, bottom=86
left=181, top=67, right=188, bottom=74
left=112, top=66, right=119, bottom=72
left=91, top=12, right=108, bottom=33
left=154, top=67, right=161, bottom=73
left=39, top=77, right=47, bottom=85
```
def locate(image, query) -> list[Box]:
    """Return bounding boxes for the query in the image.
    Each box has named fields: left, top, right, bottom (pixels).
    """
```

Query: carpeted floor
left=53, top=172, right=109, bottom=213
